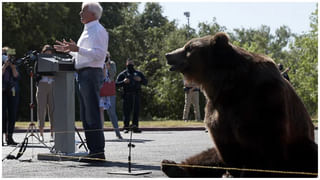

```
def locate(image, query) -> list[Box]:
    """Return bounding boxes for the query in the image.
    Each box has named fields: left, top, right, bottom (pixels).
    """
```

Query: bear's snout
left=165, top=52, right=179, bottom=71
left=165, top=52, right=173, bottom=61
left=165, top=48, right=186, bottom=71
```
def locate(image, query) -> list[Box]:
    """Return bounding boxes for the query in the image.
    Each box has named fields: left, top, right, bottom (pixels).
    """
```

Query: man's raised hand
left=54, top=39, right=79, bottom=53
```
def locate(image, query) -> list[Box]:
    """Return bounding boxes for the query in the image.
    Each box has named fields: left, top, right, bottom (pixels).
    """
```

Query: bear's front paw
left=161, top=159, right=188, bottom=177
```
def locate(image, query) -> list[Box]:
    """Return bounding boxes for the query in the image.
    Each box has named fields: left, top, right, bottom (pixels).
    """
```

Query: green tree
left=139, top=2, right=168, bottom=29
left=3, top=2, right=83, bottom=120
left=2, top=2, right=317, bottom=121
left=198, top=17, right=227, bottom=37
left=136, top=3, right=178, bottom=119
left=150, top=29, right=188, bottom=119
left=2, top=2, right=142, bottom=121
left=286, top=6, right=318, bottom=116
left=231, top=25, right=292, bottom=65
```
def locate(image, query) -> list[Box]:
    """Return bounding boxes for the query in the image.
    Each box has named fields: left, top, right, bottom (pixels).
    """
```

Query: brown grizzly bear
left=162, top=32, right=317, bottom=177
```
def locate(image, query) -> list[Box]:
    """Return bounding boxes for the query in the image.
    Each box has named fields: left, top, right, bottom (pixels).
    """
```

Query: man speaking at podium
left=54, top=2, right=108, bottom=162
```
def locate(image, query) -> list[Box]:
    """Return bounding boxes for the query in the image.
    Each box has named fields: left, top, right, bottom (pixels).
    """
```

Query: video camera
left=9, top=50, right=38, bottom=67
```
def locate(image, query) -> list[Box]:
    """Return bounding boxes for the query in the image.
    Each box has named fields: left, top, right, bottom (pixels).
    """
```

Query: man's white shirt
left=71, top=20, right=108, bottom=70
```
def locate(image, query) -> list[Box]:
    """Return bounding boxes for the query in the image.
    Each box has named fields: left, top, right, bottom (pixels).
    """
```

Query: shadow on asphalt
left=2, top=144, right=53, bottom=149
left=105, top=138, right=154, bottom=143
left=79, top=160, right=161, bottom=171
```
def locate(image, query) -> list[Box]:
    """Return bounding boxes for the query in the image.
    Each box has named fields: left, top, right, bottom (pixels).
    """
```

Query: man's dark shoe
left=7, top=138, right=18, bottom=146
left=116, top=134, right=123, bottom=139
left=133, top=128, right=142, bottom=133
left=123, top=126, right=129, bottom=133
left=79, top=152, right=106, bottom=163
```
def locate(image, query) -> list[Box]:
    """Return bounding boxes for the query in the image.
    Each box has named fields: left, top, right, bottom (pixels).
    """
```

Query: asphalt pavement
left=2, top=129, right=213, bottom=178
left=2, top=129, right=318, bottom=178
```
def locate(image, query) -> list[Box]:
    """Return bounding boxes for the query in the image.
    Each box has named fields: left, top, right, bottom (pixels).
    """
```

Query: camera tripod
left=2, top=66, right=52, bottom=162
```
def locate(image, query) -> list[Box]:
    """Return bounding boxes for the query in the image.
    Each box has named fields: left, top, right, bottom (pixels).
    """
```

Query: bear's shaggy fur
left=162, top=32, right=317, bottom=177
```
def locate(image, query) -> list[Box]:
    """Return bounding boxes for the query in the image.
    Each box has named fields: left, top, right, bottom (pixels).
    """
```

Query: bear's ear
left=210, top=32, right=230, bottom=48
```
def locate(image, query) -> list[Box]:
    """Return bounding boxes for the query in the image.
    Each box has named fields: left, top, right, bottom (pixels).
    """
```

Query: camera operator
left=2, top=47, right=20, bottom=145
left=35, top=45, right=56, bottom=141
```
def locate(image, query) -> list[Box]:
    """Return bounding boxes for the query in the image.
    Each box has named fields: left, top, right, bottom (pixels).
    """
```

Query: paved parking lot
left=2, top=129, right=318, bottom=178
left=2, top=130, right=213, bottom=178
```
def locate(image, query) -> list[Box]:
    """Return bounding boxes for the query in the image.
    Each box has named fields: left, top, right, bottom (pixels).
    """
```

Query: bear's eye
left=185, top=45, right=195, bottom=58
left=186, top=51, right=192, bottom=58
left=185, top=46, right=192, bottom=58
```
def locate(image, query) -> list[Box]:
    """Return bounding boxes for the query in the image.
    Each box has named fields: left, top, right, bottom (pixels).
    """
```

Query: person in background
left=182, top=77, right=201, bottom=121
left=116, top=59, right=147, bottom=133
left=278, top=63, right=290, bottom=82
left=103, top=52, right=122, bottom=139
left=2, top=47, right=19, bottom=145
left=35, top=45, right=56, bottom=141
left=99, top=58, right=111, bottom=134
left=54, top=2, right=108, bottom=162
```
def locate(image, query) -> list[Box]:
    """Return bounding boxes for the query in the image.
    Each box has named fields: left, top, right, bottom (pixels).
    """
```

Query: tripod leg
left=2, top=123, right=51, bottom=161
left=2, top=124, right=34, bottom=161
left=75, top=127, right=88, bottom=152
left=2, top=140, right=26, bottom=161
left=26, top=123, right=52, bottom=150
left=29, top=134, right=51, bottom=149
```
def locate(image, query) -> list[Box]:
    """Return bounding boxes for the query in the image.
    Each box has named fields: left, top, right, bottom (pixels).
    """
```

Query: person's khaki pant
left=183, top=90, right=201, bottom=120
left=36, top=82, right=54, bottom=130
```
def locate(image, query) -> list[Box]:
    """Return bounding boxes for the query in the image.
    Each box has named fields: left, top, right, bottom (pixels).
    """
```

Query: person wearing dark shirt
left=116, top=59, right=147, bottom=133
left=278, top=63, right=290, bottom=82
left=2, top=47, right=20, bottom=145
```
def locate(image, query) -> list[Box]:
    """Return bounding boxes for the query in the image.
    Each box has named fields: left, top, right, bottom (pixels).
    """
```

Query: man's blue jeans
left=77, top=68, right=105, bottom=154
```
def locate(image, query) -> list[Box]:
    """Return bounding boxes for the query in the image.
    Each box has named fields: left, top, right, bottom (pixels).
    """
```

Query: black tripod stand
left=3, top=65, right=52, bottom=162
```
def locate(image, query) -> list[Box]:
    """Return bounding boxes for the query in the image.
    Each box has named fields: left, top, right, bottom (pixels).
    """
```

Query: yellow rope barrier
left=161, top=162, right=318, bottom=176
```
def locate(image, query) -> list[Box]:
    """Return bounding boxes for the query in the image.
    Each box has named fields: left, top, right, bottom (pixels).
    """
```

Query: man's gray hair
left=82, top=2, right=103, bottom=20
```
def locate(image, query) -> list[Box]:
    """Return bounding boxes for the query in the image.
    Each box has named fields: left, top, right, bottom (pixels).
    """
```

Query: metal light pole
left=184, top=11, right=190, bottom=38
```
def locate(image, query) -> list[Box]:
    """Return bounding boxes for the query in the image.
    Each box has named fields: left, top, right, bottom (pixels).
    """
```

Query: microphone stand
left=107, top=125, right=151, bottom=176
